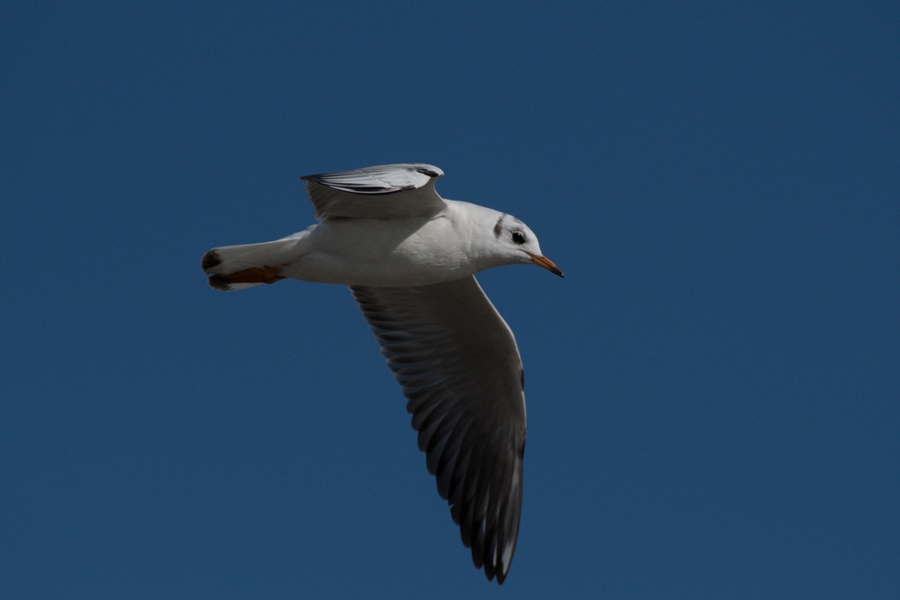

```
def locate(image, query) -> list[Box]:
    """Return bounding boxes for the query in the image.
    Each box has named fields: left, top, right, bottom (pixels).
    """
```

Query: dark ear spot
left=493, top=214, right=506, bottom=238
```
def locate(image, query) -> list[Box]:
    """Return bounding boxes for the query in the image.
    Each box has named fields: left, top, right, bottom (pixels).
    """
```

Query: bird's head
left=491, top=213, right=564, bottom=277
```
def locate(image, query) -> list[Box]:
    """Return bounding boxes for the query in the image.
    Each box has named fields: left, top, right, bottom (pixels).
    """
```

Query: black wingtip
left=414, top=166, right=442, bottom=178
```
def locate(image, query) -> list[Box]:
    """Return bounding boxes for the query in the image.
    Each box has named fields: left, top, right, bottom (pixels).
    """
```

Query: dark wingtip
left=483, top=562, right=507, bottom=585
left=414, top=166, right=442, bottom=178
left=201, top=249, right=221, bottom=272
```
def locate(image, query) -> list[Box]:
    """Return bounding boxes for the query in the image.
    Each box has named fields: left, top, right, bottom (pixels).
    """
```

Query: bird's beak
left=528, top=253, right=564, bottom=278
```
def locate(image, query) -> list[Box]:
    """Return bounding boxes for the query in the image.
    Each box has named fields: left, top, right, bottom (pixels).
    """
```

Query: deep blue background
left=2, top=2, right=898, bottom=598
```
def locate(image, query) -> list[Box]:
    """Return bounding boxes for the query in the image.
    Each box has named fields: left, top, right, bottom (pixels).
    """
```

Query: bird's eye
left=511, top=231, right=526, bottom=244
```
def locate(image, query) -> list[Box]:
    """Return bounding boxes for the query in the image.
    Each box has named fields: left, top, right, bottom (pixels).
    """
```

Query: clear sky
left=2, top=1, right=898, bottom=598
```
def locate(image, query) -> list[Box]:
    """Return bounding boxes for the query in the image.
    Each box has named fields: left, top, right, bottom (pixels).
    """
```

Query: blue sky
left=2, top=1, right=898, bottom=598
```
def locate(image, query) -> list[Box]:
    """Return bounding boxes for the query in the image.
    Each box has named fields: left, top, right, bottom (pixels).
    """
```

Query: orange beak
left=528, top=253, right=564, bottom=278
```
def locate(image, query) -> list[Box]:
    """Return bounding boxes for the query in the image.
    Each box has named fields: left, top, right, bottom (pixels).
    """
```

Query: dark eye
left=511, top=231, right=526, bottom=244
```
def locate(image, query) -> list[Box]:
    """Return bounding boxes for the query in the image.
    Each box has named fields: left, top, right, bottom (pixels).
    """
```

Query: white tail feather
left=201, top=231, right=309, bottom=291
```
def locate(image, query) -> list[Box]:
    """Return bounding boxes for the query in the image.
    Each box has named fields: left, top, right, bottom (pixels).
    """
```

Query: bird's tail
left=200, top=232, right=306, bottom=291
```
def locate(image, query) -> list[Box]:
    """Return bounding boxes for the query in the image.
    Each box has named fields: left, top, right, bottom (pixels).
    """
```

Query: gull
left=200, top=163, right=563, bottom=584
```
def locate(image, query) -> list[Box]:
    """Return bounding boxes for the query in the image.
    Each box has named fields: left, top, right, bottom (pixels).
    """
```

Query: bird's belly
left=286, top=255, right=472, bottom=286
left=281, top=217, right=475, bottom=287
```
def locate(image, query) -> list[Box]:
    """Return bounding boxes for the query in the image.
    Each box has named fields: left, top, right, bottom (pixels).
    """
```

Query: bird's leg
left=207, top=266, right=285, bottom=289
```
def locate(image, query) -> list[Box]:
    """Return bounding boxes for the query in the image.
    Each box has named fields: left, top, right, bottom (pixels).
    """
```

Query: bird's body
left=214, top=200, right=513, bottom=287
left=201, top=163, right=562, bottom=584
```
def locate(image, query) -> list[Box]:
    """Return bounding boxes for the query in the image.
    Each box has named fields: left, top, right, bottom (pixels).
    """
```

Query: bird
left=201, top=163, right=563, bottom=584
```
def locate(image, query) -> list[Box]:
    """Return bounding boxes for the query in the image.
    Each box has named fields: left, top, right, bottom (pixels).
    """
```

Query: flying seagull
left=201, top=163, right=563, bottom=583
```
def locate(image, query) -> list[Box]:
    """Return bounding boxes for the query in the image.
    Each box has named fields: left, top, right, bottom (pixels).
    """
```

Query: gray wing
left=351, top=276, right=526, bottom=585
left=301, top=163, right=446, bottom=220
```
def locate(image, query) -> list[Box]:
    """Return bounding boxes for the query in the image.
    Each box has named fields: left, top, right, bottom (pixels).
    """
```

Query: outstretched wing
left=301, top=163, right=446, bottom=220
left=351, top=276, right=526, bottom=584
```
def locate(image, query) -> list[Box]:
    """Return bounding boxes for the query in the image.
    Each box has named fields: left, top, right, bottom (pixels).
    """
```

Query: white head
left=484, top=212, right=564, bottom=277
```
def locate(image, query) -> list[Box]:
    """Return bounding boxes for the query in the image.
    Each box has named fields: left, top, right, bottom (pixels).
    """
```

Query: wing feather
left=301, top=163, right=446, bottom=220
left=350, top=276, right=526, bottom=584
